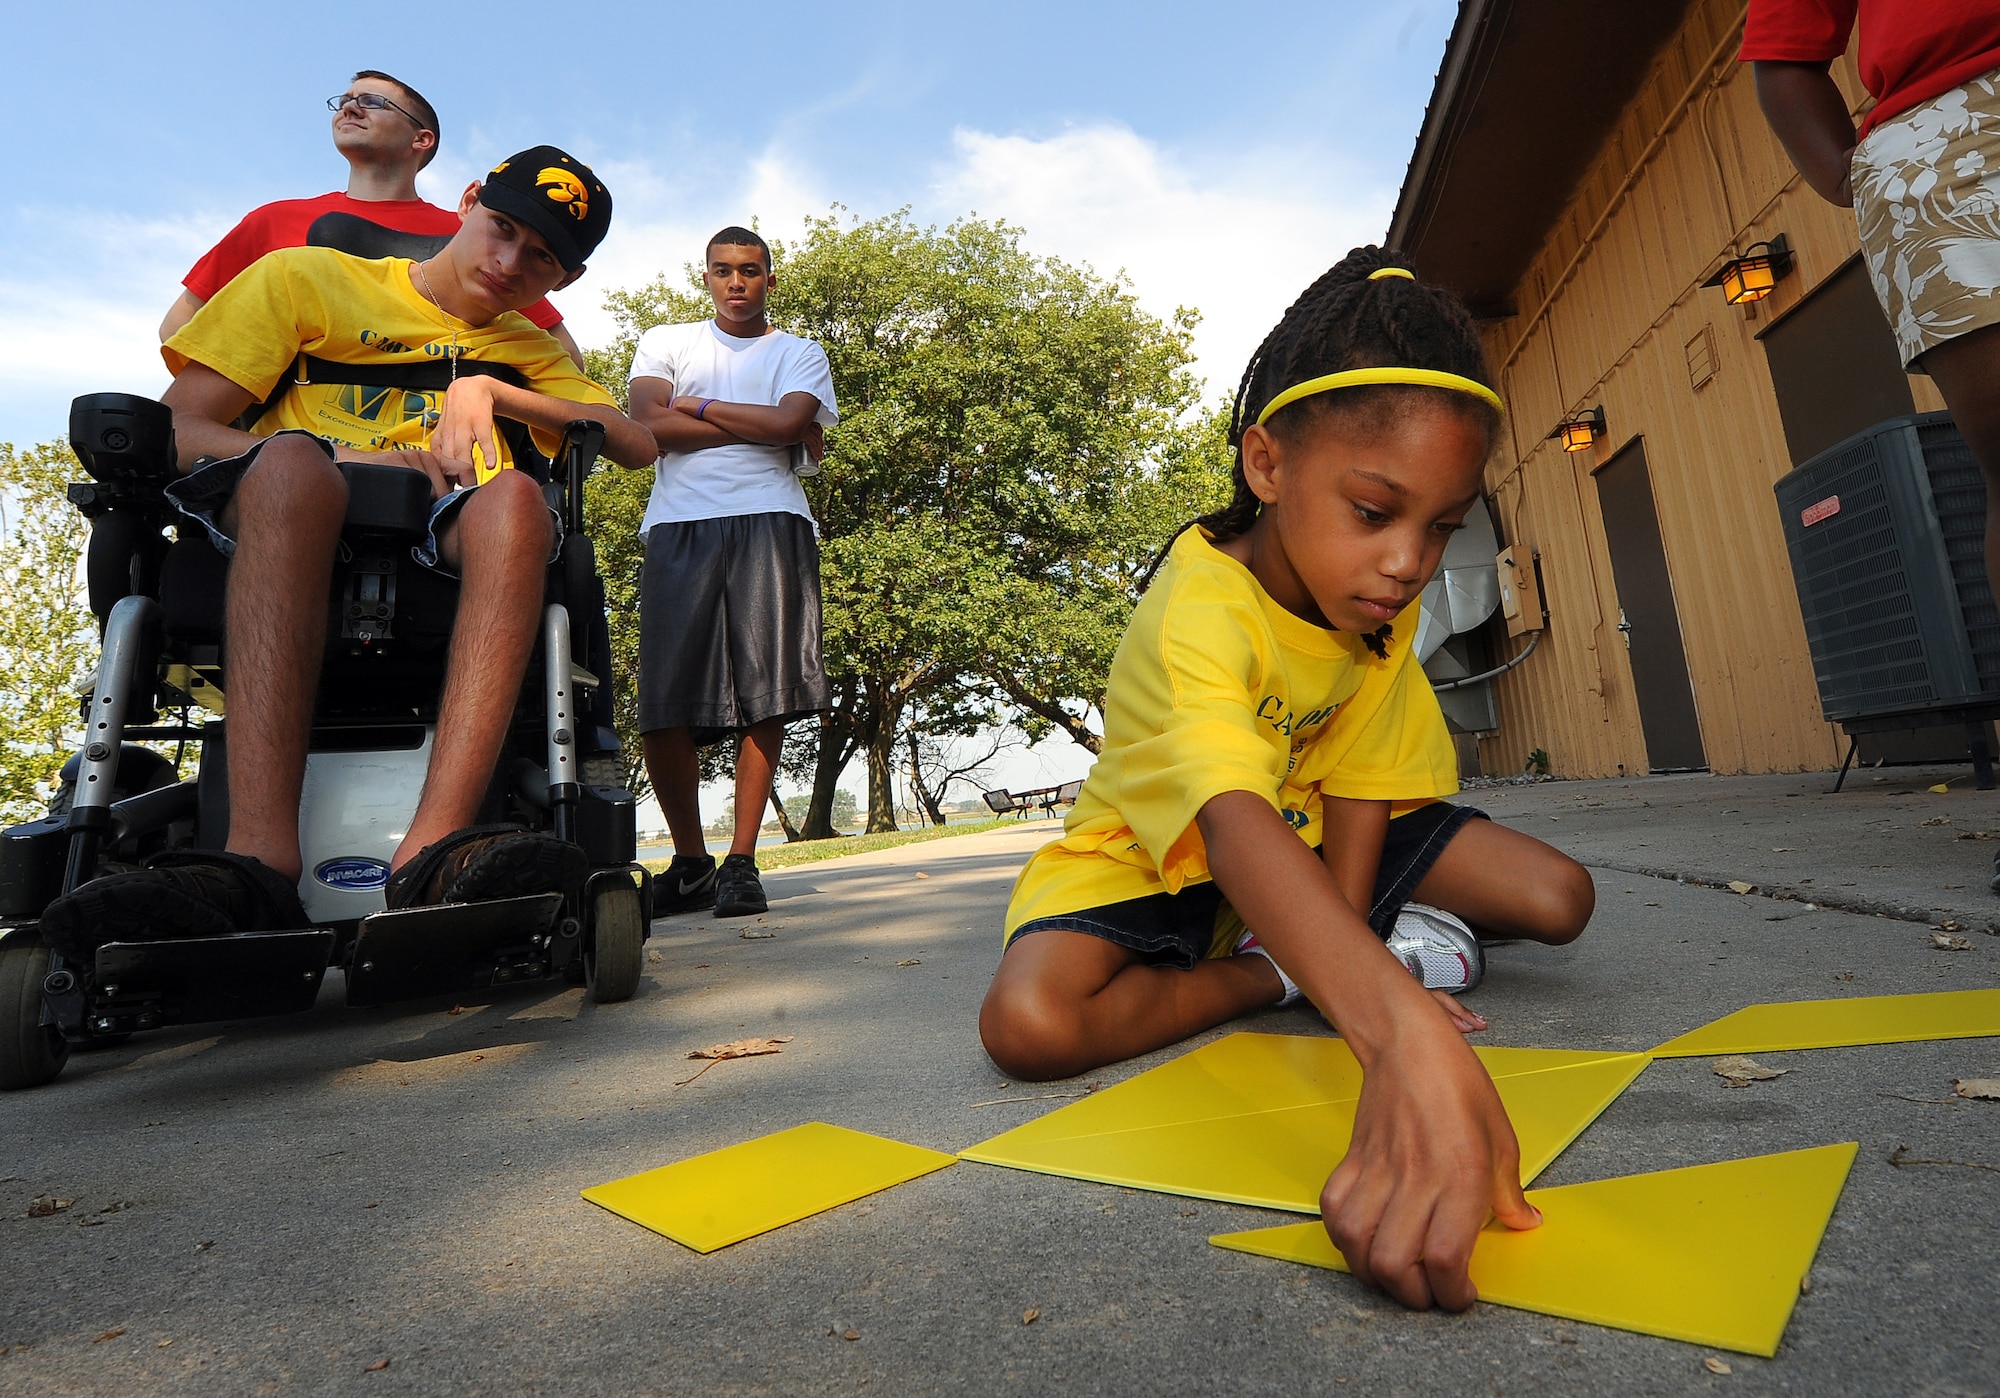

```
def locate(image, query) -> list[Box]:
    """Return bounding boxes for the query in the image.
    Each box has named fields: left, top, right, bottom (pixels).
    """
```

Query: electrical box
left=1496, top=546, right=1544, bottom=637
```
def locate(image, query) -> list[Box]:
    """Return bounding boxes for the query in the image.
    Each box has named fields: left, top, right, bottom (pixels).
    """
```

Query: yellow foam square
left=959, top=1033, right=1650, bottom=1210
left=1651, top=988, right=2000, bottom=1057
left=1211, top=1142, right=1857, bottom=1357
left=583, top=1123, right=957, bottom=1253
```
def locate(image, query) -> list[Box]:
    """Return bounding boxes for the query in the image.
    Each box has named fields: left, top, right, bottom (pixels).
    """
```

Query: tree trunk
left=767, top=787, right=802, bottom=842
left=908, top=730, right=948, bottom=826
left=803, top=680, right=859, bottom=840
left=865, top=715, right=900, bottom=834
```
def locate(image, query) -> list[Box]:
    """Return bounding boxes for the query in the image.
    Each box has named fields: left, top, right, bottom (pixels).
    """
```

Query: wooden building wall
left=1474, top=0, right=1946, bottom=779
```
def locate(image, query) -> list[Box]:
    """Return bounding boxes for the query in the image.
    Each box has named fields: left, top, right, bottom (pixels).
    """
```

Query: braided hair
left=1147, top=245, right=1500, bottom=657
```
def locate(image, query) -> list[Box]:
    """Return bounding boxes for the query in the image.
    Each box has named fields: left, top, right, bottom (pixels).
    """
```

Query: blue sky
left=4, top=0, right=1456, bottom=448
left=6, top=0, right=1458, bottom=812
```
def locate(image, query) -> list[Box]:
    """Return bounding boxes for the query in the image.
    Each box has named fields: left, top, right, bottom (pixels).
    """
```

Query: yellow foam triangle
left=960, top=1043, right=1649, bottom=1211
left=963, top=1033, right=1635, bottom=1157
left=1651, top=988, right=2000, bottom=1057
left=582, top=1122, right=956, bottom=1253
left=1210, top=1142, right=1857, bottom=1357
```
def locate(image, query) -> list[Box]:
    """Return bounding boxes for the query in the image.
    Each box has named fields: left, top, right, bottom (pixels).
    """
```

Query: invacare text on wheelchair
left=0, top=392, right=652, bottom=1090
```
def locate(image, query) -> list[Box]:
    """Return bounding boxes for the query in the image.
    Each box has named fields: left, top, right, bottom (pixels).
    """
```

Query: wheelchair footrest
left=344, top=893, right=563, bottom=1008
left=91, top=928, right=336, bottom=1031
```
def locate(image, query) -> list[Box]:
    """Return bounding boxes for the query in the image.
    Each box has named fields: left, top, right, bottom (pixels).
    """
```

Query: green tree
left=0, top=440, right=94, bottom=822
left=589, top=210, right=1225, bottom=834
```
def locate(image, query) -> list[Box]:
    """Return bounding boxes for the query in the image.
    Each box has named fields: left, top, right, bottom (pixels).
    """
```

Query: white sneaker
left=1384, top=903, right=1485, bottom=992
left=1233, top=929, right=1302, bottom=1006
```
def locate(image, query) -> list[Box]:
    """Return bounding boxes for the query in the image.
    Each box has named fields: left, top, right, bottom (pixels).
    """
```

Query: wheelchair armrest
left=339, top=462, right=434, bottom=538
left=559, top=420, right=606, bottom=537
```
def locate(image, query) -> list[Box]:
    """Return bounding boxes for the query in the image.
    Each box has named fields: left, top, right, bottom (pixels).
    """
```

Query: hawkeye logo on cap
left=538, top=167, right=589, bottom=221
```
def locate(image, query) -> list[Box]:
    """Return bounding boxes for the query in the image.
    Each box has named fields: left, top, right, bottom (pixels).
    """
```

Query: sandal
left=40, top=850, right=310, bottom=961
left=384, top=824, right=588, bottom=910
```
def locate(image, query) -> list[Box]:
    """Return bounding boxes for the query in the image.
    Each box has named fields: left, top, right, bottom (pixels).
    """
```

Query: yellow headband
left=1255, top=367, right=1506, bottom=425
left=1368, top=267, right=1415, bottom=281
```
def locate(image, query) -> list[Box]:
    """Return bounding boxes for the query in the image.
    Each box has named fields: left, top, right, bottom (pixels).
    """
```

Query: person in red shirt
left=1746, top=3, right=2000, bottom=644
left=159, top=70, right=583, bottom=366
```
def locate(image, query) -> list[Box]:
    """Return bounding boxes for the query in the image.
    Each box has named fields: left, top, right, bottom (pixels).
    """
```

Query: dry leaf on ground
left=1953, top=1078, right=2000, bottom=1100
left=897, top=958, right=922, bottom=967
left=1704, top=1355, right=1732, bottom=1374
left=1022, top=1308, right=1040, bottom=1325
left=843, top=1329, right=860, bottom=1341
left=26, top=1196, right=73, bottom=1218
left=1919, top=816, right=1953, bottom=827
left=1727, top=881, right=1755, bottom=895
left=366, top=1358, right=391, bottom=1372
left=914, top=871, right=930, bottom=879
left=1931, top=782, right=1953, bottom=793
left=93, top=1329, right=124, bottom=1343
left=687, top=1037, right=794, bottom=1062
left=1771, top=847, right=1795, bottom=852
left=1714, top=1055, right=1789, bottom=1088
left=739, top=929, right=775, bottom=940
left=1930, top=933, right=1973, bottom=951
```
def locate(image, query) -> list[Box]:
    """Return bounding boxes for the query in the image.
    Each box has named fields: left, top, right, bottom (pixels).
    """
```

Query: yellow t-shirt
left=163, top=247, right=615, bottom=469
left=1003, top=526, right=1458, bottom=939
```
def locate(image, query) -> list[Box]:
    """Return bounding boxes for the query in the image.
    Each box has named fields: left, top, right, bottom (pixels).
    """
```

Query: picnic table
left=981, top=780, right=1082, bottom=819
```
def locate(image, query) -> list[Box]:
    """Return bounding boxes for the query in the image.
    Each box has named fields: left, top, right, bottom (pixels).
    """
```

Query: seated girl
left=978, top=246, right=1595, bottom=1313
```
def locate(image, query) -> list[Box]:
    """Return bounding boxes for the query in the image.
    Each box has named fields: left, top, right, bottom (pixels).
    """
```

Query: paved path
left=2, top=796, right=1997, bottom=1395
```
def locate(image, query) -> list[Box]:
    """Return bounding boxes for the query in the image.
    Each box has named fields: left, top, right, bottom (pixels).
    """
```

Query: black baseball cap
left=477, top=145, right=611, bottom=272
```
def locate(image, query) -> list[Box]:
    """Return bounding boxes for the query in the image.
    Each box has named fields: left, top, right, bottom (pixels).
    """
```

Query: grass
left=642, top=816, right=1046, bottom=874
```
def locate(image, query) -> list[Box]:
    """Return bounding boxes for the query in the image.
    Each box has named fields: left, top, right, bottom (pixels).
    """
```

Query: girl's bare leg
left=1409, top=818, right=1595, bottom=944
left=980, top=929, right=1281, bottom=1081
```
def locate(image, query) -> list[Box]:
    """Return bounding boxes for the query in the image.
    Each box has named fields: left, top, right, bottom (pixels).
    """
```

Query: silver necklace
left=413, top=259, right=460, bottom=381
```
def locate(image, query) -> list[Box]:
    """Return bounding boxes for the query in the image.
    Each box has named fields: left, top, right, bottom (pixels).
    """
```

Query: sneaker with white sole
left=655, top=854, right=717, bottom=914
left=1384, top=903, right=1485, bottom=993
left=1233, top=929, right=1302, bottom=1006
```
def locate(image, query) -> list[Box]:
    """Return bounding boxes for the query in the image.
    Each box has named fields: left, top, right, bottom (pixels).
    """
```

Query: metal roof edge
left=1387, top=0, right=1498, bottom=251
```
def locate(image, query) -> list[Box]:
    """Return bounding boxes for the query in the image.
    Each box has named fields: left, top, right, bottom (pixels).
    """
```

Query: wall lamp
left=1703, top=234, right=1794, bottom=305
left=1549, top=406, right=1605, bottom=453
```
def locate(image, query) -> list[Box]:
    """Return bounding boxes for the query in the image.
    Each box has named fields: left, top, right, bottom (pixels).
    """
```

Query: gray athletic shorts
left=637, top=511, right=830, bottom=746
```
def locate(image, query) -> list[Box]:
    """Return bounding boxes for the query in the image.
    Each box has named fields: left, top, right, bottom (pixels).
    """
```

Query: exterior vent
left=1685, top=324, right=1717, bottom=391
left=1774, top=413, right=1997, bottom=723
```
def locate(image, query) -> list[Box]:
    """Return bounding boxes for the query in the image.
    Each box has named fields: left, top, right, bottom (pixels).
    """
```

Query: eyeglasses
left=326, top=91, right=425, bottom=127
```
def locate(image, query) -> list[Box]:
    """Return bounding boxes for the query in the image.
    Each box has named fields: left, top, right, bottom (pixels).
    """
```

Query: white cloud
left=934, top=124, right=1393, bottom=399
left=0, top=210, right=224, bottom=445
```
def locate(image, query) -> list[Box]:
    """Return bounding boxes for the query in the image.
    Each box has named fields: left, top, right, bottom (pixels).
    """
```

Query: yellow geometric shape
left=959, top=1033, right=1650, bottom=1211
left=1650, top=988, right=2000, bottom=1058
left=582, top=1122, right=957, bottom=1253
left=1210, top=1142, right=1858, bottom=1357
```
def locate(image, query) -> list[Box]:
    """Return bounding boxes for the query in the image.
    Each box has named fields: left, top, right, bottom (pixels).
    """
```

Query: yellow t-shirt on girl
left=1003, top=526, right=1458, bottom=940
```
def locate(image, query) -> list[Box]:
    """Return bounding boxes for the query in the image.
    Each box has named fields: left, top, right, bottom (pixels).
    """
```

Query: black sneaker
left=656, top=854, right=718, bottom=914
left=714, top=853, right=768, bottom=917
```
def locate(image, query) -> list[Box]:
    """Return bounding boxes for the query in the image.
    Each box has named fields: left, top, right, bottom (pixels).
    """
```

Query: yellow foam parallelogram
left=582, top=1122, right=957, bottom=1253
left=1210, top=1142, right=1857, bottom=1357
left=959, top=1033, right=1650, bottom=1211
left=1651, top=988, right=2000, bottom=1058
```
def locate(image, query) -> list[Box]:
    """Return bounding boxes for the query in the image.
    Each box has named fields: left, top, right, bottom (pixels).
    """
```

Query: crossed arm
left=162, top=360, right=657, bottom=495
left=627, top=376, right=824, bottom=463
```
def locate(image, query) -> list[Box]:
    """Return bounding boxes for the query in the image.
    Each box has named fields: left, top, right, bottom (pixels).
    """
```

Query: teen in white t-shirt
left=630, top=319, right=838, bottom=530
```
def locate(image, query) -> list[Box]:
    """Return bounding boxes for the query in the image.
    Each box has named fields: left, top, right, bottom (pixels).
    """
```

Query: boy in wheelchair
left=0, top=147, right=658, bottom=1085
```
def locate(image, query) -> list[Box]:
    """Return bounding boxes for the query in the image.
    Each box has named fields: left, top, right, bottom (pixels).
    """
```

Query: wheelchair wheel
left=585, top=880, right=645, bottom=1004
left=0, top=939, right=70, bottom=1091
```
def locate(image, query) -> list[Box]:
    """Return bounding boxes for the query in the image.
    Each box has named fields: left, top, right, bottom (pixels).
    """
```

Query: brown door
left=1596, top=439, right=1708, bottom=771
left=1759, top=254, right=1915, bottom=464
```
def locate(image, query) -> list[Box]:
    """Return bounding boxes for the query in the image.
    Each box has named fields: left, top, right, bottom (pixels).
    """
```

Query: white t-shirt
left=629, top=320, right=839, bottom=531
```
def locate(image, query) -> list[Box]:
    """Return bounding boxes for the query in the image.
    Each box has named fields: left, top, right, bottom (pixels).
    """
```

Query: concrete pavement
left=2, top=784, right=1998, bottom=1396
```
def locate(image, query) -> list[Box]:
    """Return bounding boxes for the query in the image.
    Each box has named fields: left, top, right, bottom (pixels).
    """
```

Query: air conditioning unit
left=1773, top=412, right=2000, bottom=723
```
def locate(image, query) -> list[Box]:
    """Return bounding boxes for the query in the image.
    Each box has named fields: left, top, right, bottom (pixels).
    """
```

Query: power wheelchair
left=0, top=392, right=652, bottom=1089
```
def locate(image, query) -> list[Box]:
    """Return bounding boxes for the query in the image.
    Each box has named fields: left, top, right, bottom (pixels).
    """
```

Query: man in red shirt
left=158, top=70, right=582, bottom=366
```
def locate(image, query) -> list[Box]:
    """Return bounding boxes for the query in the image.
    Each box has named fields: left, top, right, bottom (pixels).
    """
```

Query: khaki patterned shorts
left=1853, top=68, right=2000, bottom=368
